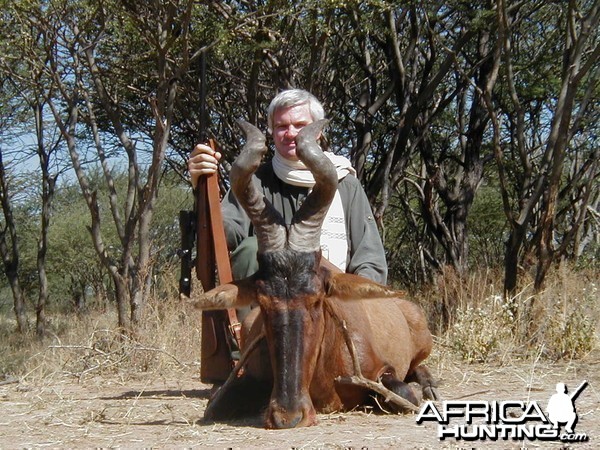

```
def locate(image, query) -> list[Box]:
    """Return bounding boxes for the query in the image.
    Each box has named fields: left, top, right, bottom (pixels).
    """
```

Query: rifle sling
left=196, top=146, right=242, bottom=350
left=206, top=173, right=242, bottom=346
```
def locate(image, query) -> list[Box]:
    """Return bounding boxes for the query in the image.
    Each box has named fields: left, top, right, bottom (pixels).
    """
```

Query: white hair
left=266, top=89, right=325, bottom=133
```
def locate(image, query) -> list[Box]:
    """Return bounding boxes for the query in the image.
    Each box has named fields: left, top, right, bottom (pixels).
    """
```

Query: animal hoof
left=409, top=382, right=424, bottom=404
left=423, top=385, right=440, bottom=401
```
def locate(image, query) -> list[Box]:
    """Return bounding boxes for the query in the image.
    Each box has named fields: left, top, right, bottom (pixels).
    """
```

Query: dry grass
left=0, top=297, right=204, bottom=385
left=1, top=265, right=599, bottom=448
left=414, top=263, right=599, bottom=366
left=3, top=354, right=597, bottom=448
left=1, top=263, right=598, bottom=384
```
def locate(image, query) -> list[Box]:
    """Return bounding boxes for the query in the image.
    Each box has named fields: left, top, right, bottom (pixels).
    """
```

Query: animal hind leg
left=406, top=365, right=439, bottom=401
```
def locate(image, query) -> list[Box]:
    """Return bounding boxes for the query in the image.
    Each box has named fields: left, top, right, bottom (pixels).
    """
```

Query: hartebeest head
left=192, top=119, right=397, bottom=428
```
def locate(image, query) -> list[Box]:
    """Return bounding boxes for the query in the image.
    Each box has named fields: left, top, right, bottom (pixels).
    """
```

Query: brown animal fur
left=192, top=259, right=437, bottom=427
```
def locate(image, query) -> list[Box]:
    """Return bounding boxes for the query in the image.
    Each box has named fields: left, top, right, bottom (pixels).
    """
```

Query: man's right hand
left=188, top=143, right=222, bottom=189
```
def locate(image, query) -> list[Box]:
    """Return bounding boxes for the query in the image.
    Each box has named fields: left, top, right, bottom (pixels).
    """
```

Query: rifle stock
left=195, top=174, right=215, bottom=288
left=195, top=139, right=233, bottom=288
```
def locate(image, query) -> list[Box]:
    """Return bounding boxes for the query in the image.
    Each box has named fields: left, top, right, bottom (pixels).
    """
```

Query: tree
left=488, top=0, right=600, bottom=296
left=0, top=2, right=64, bottom=334
left=0, top=151, right=28, bottom=332
left=48, top=176, right=113, bottom=312
left=6, top=0, right=206, bottom=330
left=1, top=0, right=597, bottom=336
left=306, top=1, right=501, bottom=279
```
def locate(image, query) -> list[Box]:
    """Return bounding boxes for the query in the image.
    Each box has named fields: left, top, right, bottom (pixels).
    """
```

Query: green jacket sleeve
left=220, top=186, right=251, bottom=251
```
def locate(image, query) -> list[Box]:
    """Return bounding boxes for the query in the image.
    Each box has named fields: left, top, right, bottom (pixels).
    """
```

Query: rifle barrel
left=569, top=380, right=588, bottom=401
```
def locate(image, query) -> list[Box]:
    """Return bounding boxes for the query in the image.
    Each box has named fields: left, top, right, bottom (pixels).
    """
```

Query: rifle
left=178, top=210, right=194, bottom=298
left=569, top=380, right=588, bottom=401
left=178, top=51, right=241, bottom=384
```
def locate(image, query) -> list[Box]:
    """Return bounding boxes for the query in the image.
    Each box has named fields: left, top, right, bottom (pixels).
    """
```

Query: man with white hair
left=188, top=89, right=387, bottom=287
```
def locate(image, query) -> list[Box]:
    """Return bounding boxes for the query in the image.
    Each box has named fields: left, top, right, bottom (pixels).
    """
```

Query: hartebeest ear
left=187, top=278, right=257, bottom=310
left=325, top=273, right=401, bottom=301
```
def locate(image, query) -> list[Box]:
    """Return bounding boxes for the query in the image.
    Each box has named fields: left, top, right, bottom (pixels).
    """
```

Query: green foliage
left=0, top=165, right=192, bottom=314
left=537, top=278, right=598, bottom=360
left=46, top=180, right=107, bottom=310
left=468, top=179, right=507, bottom=268
left=0, top=0, right=597, bottom=339
left=545, top=307, right=596, bottom=360
left=0, top=169, right=43, bottom=294
left=149, top=175, right=194, bottom=282
left=575, top=241, right=600, bottom=271
left=447, top=283, right=598, bottom=363
left=418, top=264, right=599, bottom=364
left=42, top=169, right=191, bottom=311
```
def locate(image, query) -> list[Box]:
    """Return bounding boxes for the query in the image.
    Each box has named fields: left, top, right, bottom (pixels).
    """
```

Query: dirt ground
left=1, top=357, right=599, bottom=449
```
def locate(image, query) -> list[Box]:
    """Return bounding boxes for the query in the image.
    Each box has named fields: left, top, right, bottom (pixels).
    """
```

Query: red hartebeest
left=190, top=119, right=438, bottom=429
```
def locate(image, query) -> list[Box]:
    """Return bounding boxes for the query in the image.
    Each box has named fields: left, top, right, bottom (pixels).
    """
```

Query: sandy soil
left=1, top=358, right=598, bottom=449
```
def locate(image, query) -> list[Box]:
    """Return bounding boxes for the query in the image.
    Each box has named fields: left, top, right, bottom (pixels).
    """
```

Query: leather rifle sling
left=205, top=170, right=242, bottom=343
left=196, top=139, right=241, bottom=382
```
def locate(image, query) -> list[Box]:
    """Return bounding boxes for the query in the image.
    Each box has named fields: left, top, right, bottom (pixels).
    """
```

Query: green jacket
left=221, top=161, right=388, bottom=284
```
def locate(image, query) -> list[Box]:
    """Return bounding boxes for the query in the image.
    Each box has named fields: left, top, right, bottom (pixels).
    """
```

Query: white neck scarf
left=272, top=150, right=356, bottom=271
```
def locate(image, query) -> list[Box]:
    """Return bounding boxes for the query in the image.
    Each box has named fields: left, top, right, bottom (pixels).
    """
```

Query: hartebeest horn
left=288, top=119, right=337, bottom=252
left=231, top=119, right=286, bottom=253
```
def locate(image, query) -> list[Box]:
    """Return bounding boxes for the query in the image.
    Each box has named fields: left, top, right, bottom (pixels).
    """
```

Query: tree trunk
left=534, top=189, right=558, bottom=292
left=504, top=224, right=526, bottom=298
left=1, top=247, right=28, bottom=333
left=0, top=152, right=28, bottom=333
left=112, top=271, right=131, bottom=330
left=34, top=103, right=58, bottom=338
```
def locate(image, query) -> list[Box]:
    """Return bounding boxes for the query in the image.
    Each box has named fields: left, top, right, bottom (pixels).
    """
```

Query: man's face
left=272, top=103, right=313, bottom=160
